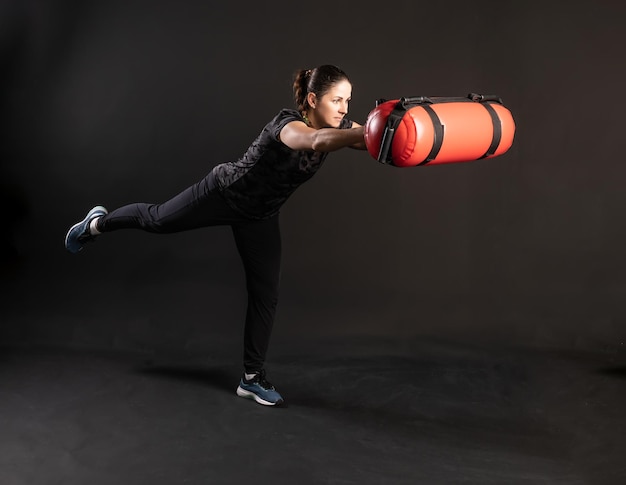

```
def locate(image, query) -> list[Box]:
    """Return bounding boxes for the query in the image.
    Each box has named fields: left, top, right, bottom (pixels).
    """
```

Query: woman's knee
left=246, top=277, right=280, bottom=305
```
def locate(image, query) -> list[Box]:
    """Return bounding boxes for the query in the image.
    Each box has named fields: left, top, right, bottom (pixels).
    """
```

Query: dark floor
left=1, top=337, right=625, bottom=485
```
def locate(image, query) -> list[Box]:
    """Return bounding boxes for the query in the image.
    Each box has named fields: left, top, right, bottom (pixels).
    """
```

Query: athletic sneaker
left=236, top=369, right=284, bottom=406
left=64, top=206, right=108, bottom=253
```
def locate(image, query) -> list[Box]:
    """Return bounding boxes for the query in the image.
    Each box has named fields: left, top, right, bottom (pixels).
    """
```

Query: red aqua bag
left=364, top=93, right=516, bottom=167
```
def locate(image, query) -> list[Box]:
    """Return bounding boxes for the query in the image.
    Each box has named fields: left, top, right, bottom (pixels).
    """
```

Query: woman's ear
left=307, top=92, right=317, bottom=109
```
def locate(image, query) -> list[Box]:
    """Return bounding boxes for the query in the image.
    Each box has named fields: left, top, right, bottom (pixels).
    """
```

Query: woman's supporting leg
left=231, top=215, right=282, bottom=374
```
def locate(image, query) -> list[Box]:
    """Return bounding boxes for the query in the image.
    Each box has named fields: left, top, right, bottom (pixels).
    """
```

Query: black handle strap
left=468, top=93, right=503, bottom=104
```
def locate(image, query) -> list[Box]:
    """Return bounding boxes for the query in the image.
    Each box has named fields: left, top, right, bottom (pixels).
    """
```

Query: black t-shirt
left=211, top=109, right=353, bottom=219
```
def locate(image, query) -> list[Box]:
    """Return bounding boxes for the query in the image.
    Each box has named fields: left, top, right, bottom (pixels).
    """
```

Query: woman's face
left=309, top=79, right=352, bottom=128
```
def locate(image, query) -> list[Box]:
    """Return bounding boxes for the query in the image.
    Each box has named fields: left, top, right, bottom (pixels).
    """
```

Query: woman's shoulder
left=272, top=108, right=302, bottom=122
left=265, top=109, right=304, bottom=139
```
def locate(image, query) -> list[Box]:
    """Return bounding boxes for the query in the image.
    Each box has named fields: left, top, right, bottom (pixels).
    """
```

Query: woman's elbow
left=311, top=132, right=348, bottom=152
left=311, top=133, right=331, bottom=152
left=311, top=139, right=327, bottom=152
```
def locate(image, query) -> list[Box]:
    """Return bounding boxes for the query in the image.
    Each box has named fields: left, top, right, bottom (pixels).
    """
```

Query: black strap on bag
left=469, top=93, right=504, bottom=159
left=376, top=93, right=505, bottom=165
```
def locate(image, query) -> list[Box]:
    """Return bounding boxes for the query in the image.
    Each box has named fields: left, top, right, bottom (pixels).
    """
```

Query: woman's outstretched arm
left=279, top=121, right=366, bottom=152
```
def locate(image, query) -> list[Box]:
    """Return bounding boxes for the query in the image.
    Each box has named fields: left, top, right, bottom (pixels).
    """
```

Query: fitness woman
left=64, top=65, right=367, bottom=406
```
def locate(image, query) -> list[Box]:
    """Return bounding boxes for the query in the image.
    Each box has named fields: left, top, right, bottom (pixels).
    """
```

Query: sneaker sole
left=236, top=386, right=283, bottom=406
left=64, top=206, right=108, bottom=253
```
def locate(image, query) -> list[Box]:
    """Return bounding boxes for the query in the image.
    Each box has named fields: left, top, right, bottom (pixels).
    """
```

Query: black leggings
left=97, top=173, right=281, bottom=373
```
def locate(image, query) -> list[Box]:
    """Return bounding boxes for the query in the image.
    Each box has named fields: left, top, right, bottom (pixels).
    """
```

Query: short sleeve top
left=210, top=109, right=353, bottom=219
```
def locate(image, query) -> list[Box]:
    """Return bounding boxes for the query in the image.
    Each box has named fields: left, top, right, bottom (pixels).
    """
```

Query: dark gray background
left=2, top=0, right=625, bottom=359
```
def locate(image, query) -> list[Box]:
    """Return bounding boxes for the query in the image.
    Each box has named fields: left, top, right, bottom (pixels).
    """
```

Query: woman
left=65, top=65, right=367, bottom=406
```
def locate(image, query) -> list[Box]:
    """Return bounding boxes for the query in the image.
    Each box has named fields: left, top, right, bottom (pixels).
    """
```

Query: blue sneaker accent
left=236, top=370, right=284, bottom=406
left=64, top=206, right=108, bottom=253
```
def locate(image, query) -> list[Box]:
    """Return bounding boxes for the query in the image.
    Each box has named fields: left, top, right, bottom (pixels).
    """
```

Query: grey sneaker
left=64, top=206, right=108, bottom=253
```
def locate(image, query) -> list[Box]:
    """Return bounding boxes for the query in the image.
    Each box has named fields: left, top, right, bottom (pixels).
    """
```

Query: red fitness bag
left=364, top=93, right=515, bottom=167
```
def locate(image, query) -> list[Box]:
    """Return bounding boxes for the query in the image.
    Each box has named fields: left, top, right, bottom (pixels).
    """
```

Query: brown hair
left=293, top=65, right=350, bottom=114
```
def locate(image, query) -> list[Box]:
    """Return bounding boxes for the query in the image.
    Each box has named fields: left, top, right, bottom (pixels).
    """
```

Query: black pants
left=97, top=173, right=281, bottom=373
